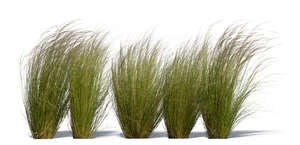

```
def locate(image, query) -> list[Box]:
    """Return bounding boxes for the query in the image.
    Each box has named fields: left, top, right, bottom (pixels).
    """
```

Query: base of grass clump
left=31, top=128, right=56, bottom=139
left=207, top=133, right=229, bottom=139
left=72, top=131, right=94, bottom=139
left=122, top=130, right=152, bottom=138
left=124, top=135, right=149, bottom=139
left=168, top=134, right=189, bottom=139
left=32, top=134, right=54, bottom=139
left=167, top=130, right=191, bottom=139
left=207, top=136, right=228, bottom=139
left=205, top=128, right=230, bottom=139
left=72, top=135, right=93, bottom=139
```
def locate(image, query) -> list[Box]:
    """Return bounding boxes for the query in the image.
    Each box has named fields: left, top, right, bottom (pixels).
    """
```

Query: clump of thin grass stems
left=199, top=24, right=270, bottom=139
left=162, top=40, right=207, bottom=138
left=111, top=35, right=164, bottom=138
left=68, top=30, right=109, bottom=139
left=21, top=24, right=76, bottom=139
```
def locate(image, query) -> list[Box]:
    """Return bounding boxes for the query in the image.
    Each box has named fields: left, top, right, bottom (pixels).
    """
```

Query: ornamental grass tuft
left=21, top=24, right=75, bottom=139
left=67, top=30, right=110, bottom=139
left=162, top=39, right=207, bottom=138
left=200, top=24, right=270, bottom=139
left=111, top=35, right=164, bottom=138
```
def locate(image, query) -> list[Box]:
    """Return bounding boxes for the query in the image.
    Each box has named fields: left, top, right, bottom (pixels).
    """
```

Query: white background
left=0, top=0, right=299, bottom=144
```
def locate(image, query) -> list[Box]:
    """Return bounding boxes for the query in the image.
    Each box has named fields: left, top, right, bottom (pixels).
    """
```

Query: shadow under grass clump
left=228, top=130, right=270, bottom=138
left=21, top=24, right=76, bottom=139
left=111, top=35, right=164, bottom=138
left=199, top=24, right=271, bottom=139
left=67, top=30, right=110, bottom=139
left=55, top=130, right=119, bottom=138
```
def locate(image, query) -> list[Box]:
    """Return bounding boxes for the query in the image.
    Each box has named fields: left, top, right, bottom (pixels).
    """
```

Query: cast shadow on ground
left=54, top=130, right=119, bottom=138
left=148, top=131, right=206, bottom=138
left=149, top=130, right=272, bottom=138
left=228, top=130, right=273, bottom=138
left=54, top=130, right=274, bottom=138
left=119, top=130, right=273, bottom=138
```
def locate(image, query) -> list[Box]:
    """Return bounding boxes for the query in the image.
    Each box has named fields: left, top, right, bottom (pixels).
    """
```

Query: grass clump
left=200, top=24, right=270, bottom=139
left=21, top=24, right=75, bottom=139
left=111, top=35, right=164, bottom=138
left=68, top=31, right=109, bottom=139
left=162, top=40, right=207, bottom=138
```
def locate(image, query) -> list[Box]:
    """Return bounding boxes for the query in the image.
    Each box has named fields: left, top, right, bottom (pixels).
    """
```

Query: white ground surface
left=0, top=0, right=299, bottom=144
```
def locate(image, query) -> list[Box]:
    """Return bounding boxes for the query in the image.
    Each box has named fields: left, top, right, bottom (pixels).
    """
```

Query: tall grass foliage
left=21, top=24, right=75, bottom=139
left=68, top=30, right=109, bottom=138
left=111, top=35, right=164, bottom=138
left=162, top=40, right=207, bottom=138
left=199, top=24, right=270, bottom=138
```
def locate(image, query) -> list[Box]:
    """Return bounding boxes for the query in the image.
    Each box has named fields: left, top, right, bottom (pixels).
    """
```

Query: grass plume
left=111, top=35, right=164, bottom=138
left=68, top=30, right=109, bottom=139
left=200, top=24, right=270, bottom=138
left=21, top=24, right=76, bottom=139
